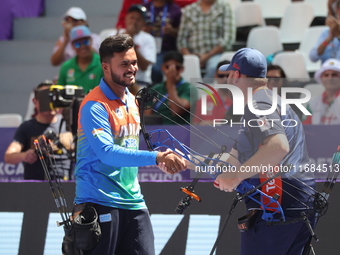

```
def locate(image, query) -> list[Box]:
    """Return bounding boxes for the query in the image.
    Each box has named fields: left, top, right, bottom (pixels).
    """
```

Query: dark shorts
left=240, top=212, right=315, bottom=255
left=83, top=204, right=155, bottom=255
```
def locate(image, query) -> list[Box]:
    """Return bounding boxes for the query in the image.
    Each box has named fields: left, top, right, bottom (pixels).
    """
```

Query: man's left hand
left=214, top=172, right=243, bottom=192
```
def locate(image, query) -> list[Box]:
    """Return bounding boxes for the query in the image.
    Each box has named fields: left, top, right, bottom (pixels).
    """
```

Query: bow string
left=135, top=85, right=340, bottom=254
left=135, top=87, right=285, bottom=222
left=137, top=86, right=340, bottom=235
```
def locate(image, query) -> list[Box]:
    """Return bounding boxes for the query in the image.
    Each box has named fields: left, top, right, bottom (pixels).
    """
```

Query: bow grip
left=235, top=180, right=285, bottom=222
left=235, top=180, right=254, bottom=194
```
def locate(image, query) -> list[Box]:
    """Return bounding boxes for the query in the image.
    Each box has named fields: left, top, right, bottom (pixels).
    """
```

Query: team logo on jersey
left=92, top=128, right=105, bottom=138
left=89, top=73, right=95, bottom=80
left=124, top=138, right=137, bottom=148
left=67, top=69, right=75, bottom=78
left=115, top=108, right=123, bottom=119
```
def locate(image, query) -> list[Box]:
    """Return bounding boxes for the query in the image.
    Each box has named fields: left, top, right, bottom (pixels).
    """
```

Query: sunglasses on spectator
left=165, top=65, right=182, bottom=71
left=217, top=74, right=229, bottom=78
left=73, top=38, right=91, bottom=48
left=267, top=76, right=282, bottom=83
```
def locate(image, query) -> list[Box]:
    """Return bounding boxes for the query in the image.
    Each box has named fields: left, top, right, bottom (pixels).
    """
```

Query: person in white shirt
left=303, top=58, right=340, bottom=124
left=51, top=7, right=101, bottom=66
left=107, top=5, right=157, bottom=94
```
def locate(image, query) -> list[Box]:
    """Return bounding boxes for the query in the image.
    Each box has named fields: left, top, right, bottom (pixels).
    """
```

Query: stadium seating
left=0, top=0, right=122, bottom=118
left=253, top=0, right=290, bottom=20
left=298, top=26, right=327, bottom=73
left=272, top=51, right=310, bottom=81
left=246, top=26, right=283, bottom=58
left=279, top=2, right=314, bottom=45
left=0, top=0, right=332, bottom=118
left=0, top=114, right=22, bottom=127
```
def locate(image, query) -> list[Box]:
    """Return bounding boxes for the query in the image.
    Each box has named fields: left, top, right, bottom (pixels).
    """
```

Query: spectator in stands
left=309, top=1, right=340, bottom=64
left=57, top=25, right=103, bottom=94
left=4, top=81, right=73, bottom=180
left=310, top=0, right=339, bottom=26
left=143, top=0, right=182, bottom=84
left=116, top=0, right=146, bottom=29
left=329, top=0, right=340, bottom=17
left=266, top=64, right=287, bottom=96
left=267, top=64, right=304, bottom=118
left=177, top=0, right=235, bottom=78
left=146, top=51, right=198, bottom=124
left=115, top=0, right=197, bottom=29
left=51, top=7, right=101, bottom=66
left=108, top=5, right=157, bottom=94
left=193, top=60, right=234, bottom=125
left=303, top=58, right=340, bottom=125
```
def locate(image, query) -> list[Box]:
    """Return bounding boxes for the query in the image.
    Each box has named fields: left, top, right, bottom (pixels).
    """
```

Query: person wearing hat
left=115, top=0, right=197, bottom=30
left=303, top=58, right=340, bottom=124
left=212, top=48, right=316, bottom=254
left=126, top=5, right=157, bottom=92
left=51, top=7, right=101, bottom=66
left=106, top=5, right=156, bottom=94
left=57, top=25, right=103, bottom=93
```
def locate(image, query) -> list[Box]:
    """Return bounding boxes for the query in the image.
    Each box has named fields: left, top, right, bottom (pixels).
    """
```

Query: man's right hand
left=62, top=21, right=72, bottom=42
left=24, top=149, right=38, bottom=164
left=156, top=150, right=187, bottom=174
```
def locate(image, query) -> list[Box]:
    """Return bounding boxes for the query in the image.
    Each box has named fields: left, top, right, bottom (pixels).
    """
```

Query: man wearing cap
left=214, top=48, right=316, bottom=254
left=57, top=25, right=103, bottom=93
left=303, top=58, right=340, bottom=124
left=107, top=5, right=156, bottom=93
left=51, top=7, right=101, bottom=66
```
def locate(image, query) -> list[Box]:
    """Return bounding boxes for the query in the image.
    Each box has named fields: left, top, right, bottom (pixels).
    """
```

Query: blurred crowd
left=4, top=0, right=340, bottom=181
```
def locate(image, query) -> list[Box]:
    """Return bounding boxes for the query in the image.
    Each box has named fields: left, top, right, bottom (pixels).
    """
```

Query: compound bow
left=135, top=86, right=339, bottom=254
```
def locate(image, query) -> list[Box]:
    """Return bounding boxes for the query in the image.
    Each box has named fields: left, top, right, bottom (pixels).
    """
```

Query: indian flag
left=92, top=128, right=105, bottom=138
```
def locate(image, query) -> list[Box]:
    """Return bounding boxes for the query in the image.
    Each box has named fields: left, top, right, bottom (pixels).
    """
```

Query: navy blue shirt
left=233, top=87, right=315, bottom=217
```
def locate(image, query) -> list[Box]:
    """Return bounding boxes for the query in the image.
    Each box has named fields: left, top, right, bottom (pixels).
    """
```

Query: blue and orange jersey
left=74, top=78, right=158, bottom=210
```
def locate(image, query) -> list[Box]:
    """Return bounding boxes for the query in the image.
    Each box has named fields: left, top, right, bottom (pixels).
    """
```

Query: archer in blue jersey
left=74, top=34, right=186, bottom=255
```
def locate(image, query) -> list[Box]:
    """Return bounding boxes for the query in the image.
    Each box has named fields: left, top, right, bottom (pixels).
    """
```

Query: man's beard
left=110, top=70, right=135, bottom=88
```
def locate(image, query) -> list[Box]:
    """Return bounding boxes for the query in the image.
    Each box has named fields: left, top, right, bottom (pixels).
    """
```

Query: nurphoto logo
left=197, top=82, right=312, bottom=128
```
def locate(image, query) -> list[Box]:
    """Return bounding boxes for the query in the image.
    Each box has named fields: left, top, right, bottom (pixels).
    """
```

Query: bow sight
left=175, top=185, right=202, bottom=214
left=135, top=87, right=159, bottom=111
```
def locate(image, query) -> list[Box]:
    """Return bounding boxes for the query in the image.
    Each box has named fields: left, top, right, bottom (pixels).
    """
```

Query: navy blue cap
left=128, top=5, right=148, bottom=21
left=219, top=48, right=267, bottom=78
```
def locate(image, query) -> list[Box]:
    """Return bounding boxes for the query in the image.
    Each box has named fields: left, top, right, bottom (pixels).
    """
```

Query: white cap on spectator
left=314, top=58, right=340, bottom=84
left=64, top=7, right=87, bottom=21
